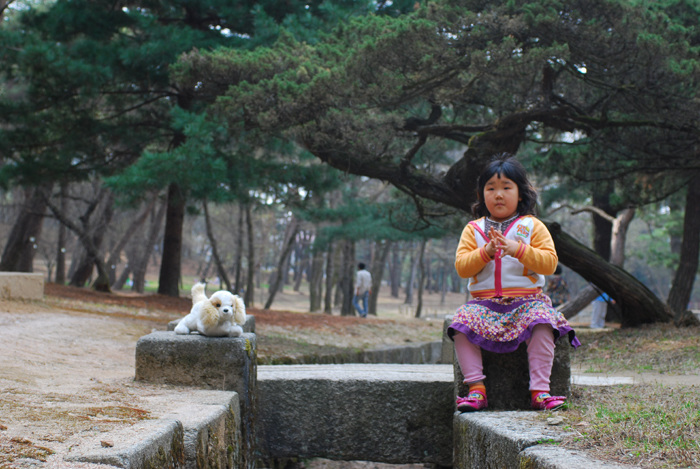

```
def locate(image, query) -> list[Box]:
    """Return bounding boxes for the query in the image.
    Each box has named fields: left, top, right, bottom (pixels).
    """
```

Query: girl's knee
left=532, top=323, right=554, bottom=338
left=528, top=324, right=555, bottom=355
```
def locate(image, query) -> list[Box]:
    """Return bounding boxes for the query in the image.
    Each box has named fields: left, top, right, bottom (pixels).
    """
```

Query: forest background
left=1, top=0, right=700, bottom=327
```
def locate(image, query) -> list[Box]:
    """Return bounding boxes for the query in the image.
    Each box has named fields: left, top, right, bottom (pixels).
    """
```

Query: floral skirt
left=447, top=292, right=580, bottom=353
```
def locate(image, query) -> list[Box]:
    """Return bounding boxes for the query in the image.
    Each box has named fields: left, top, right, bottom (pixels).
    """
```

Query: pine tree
left=175, top=0, right=700, bottom=325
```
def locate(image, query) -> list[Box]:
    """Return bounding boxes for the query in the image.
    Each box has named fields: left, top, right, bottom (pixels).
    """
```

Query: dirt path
left=0, top=298, right=195, bottom=468
left=0, top=285, right=442, bottom=468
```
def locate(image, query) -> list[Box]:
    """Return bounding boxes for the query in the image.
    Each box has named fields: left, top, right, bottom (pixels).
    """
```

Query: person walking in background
left=353, top=263, right=372, bottom=318
left=590, top=293, right=614, bottom=329
left=545, top=265, right=570, bottom=308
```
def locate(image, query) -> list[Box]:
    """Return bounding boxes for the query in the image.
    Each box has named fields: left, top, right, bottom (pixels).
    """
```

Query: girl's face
left=483, top=173, right=520, bottom=222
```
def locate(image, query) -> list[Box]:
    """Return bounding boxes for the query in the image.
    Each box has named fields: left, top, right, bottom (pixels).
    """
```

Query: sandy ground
left=0, top=297, right=216, bottom=468
left=0, top=285, right=445, bottom=468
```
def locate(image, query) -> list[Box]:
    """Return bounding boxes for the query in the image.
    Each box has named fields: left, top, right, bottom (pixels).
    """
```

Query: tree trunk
left=340, top=239, right=356, bottom=316
left=264, top=215, right=300, bottom=309
left=451, top=271, right=462, bottom=293
left=234, top=204, right=244, bottom=294
left=268, top=216, right=298, bottom=296
left=334, top=274, right=343, bottom=307
left=389, top=243, right=401, bottom=298
left=309, top=235, right=325, bottom=312
left=0, top=0, right=8, bottom=22
left=566, top=204, right=636, bottom=321
left=133, top=201, right=166, bottom=293
left=404, top=242, right=419, bottom=305
left=0, top=184, right=52, bottom=272
left=281, top=244, right=292, bottom=289
left=415, top=238, right=427, bottom=318
left=69, top=192, right=115, bottom=290
left=113, top=261, right=132, bottom=291
left=547, top=222, right=674, bottom=327
left=610, top=208, right=636, bottom=268
left=559, top=285, right=600, bottom=320
left=203, top=201, right=232, bottom=292
left=368, top=240, right=392, bottom=316
left=440, top=263, right=447, bottom=305
left=45, top=194, right=112, bottom=293
left=323, top=240, right=335, bottom=314
left=294, top=231, right=310, bottom=292
left=592, top=181, right=616, bottom=262
left=245, top=203, right=256, bottom=307
left=54, top=184, right=68, bottom=284
left=667, top=182, right=700, bottom=322
left=106, top=195, right=157, bottom=286
left=424, top=248, right=432, bottom=292
left=158, top=183, right=185, bottom=297
left=292, top=233, right=303, bottom=289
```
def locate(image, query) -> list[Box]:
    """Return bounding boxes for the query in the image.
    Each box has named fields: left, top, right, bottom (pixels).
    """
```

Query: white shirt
left=355, top=269, right=372, bottom=295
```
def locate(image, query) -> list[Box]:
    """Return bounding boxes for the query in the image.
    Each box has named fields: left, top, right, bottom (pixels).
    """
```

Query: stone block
left=363, top=341, right=441, bottom=364
left=441, top=315, right=454, bottom=364
left=520, top=445, right=641, bottom=469
left=135, top=331, right=257, bottom=469
left=256, top=364, right=454, bottom=466
left=162, top=393, right=242, bottom=469
left=454, top=339, right=571, bottom=410
left=453, top=411, right=570, bottom=469
left=65, top=418, right=185, bottom=469
left=168, top=314, right=256, bottom=333
left=0, top=272, right=43, bottom=300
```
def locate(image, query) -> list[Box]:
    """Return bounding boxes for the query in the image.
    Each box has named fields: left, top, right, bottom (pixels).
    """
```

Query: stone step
left=454, top=411, right=639, bottom=469
left=256, top=364, right=454, bottom=466
left=134, top=332, right=257, bottom=469
left=0, top=272, right=44, bottom=300
left=65, top=391, right=241, bottom=469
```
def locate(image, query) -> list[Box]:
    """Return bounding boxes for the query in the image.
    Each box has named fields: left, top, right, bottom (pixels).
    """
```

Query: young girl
left=448, top=155, right=580, bottom=412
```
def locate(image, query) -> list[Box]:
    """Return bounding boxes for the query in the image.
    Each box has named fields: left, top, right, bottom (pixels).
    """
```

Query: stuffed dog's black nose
left=222, top=308, right=230, bottom=313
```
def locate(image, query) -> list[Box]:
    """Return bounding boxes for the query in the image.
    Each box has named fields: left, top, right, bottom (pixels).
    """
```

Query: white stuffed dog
left=174, top=283, right=246, bottom=337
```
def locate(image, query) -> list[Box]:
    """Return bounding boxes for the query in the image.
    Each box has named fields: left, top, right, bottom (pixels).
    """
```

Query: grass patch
left=563, top=384, right=700, bottom=468
left=572, top=324, right=700, bottom=374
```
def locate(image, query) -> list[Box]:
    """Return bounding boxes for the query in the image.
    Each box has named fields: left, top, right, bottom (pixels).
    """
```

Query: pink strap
left=503, top=216, right=524, bottom=236
left=469, top=221, right=490, bottom=242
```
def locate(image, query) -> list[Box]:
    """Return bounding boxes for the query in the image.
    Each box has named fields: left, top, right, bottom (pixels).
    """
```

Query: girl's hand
left=491, top=229, right=519, bottom=258
left=483, top=227, right=500, bottom=258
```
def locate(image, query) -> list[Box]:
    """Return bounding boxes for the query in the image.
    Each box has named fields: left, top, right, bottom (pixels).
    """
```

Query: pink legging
left=454, top=324, right=555, bottom=391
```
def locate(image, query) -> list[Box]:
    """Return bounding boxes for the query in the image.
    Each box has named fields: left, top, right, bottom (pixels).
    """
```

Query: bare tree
left=106, top=195, right=158, bottom=285
left=323, top=240, right=335, bottom=314
left=203, top=200, right=232, bottom=292
left=244, top=203, right=256, bottom=307
left=0, top=184, right=52, bottom=272
left=555, top=204, right=637, bottom=320
left=340, top=239, right=356, bottom=316
left=54, top=184, right=68, bottom=284
left=667, top=181, right=700, bottom=324
left=308, top=232, right=325, bottom=312
left=234, top=204, right=244, bottom=294
left=264, top=215, right=299, bottom=309
left=415, top=239, right=428, bottom=318
left=368, top=240, right=392, bottom=316
left=132, top=201, right=166, bottom=293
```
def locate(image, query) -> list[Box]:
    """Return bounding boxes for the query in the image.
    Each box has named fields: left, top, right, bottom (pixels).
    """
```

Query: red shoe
left=531, top=392, right=566, bottom=411
left=456, top=390, right=488, bottom=412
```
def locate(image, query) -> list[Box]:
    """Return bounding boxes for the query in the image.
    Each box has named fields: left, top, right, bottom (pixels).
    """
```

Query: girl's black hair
left=471, top=153, right=539, bottom=218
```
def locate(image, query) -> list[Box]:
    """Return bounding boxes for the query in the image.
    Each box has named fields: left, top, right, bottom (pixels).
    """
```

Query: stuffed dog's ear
left=232, top=295, right=246, bottom=325
left=192, top=283, right=208, bottom=305
left=200, top=300, right=220, bottom=327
